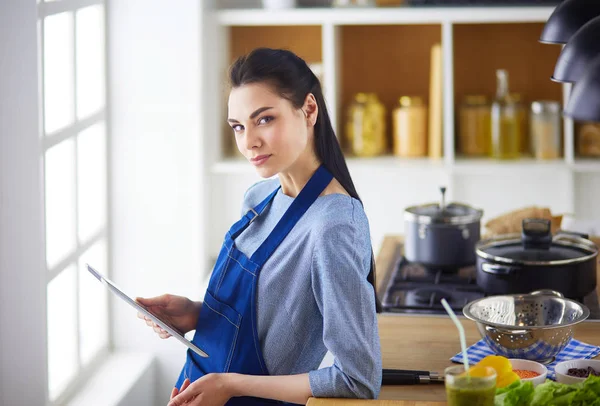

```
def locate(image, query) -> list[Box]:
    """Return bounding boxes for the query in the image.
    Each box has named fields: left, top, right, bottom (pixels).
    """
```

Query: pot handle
left=481, top=262, right=520, bottom=275
left=556, top=229, right=589, bottom=240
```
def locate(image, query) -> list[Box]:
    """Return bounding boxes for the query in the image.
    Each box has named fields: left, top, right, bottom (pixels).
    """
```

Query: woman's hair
left=229, top=48, right=380, bottom=312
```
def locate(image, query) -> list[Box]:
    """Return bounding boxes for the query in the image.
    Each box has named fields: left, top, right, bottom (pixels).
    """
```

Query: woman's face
left=227, top=83, right=317, bottom=179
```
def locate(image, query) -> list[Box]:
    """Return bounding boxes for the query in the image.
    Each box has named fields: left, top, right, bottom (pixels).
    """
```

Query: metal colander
left=463, top=292, right=590, bottom=363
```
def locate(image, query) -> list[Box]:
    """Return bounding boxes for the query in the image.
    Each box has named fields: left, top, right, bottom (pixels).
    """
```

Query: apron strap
left=229, top=186, right=280, bottom=240
left=250, top=165, right=333, bottom=265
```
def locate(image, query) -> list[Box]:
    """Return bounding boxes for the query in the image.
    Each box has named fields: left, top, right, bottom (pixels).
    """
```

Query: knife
left=382, top=369, right=445, bottom=385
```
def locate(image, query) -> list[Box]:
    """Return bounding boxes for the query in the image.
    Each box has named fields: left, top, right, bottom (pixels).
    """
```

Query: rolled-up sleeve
left=308, top=218, right=382, bottom=399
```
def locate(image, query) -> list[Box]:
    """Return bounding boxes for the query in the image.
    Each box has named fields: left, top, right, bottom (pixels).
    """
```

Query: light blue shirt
left=235, top=178, right=382, bottom=399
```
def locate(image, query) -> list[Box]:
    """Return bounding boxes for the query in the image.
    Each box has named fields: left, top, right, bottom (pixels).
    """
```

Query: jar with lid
left=345, top=92, right=386, bottom=157
left=577, top=122, right=600, bottom=157
left=392, top=96, right=428, bottom=157
left=530, top=101, right=562, bottom=160
left=458, top=95, right=491, bottom=157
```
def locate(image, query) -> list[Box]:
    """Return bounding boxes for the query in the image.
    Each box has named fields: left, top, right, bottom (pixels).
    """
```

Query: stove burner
left=406, top=288, right=452, bottom=307
left=422, top=265, right=460, bottom=275
left=394, top=258, right=477, bottom=285
left=380, top=254, right=600, bottom=318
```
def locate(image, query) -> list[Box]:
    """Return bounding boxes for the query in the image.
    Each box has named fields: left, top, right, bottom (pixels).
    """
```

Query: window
left=38, top=0, right=109, bottom=403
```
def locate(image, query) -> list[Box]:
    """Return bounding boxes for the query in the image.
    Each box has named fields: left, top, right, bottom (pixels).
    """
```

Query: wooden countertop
left=306, top=235, right=600, bottom=406
left=308, top=401, right=445, bottom=406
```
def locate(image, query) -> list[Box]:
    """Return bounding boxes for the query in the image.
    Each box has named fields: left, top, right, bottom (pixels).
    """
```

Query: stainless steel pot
left=476, top=218, right=598, bottom=298
left=404, top=187, right=484, bottom=269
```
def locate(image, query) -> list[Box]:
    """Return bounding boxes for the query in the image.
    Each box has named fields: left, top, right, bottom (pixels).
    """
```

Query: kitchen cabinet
left=202, top=3, right=600, bottom=263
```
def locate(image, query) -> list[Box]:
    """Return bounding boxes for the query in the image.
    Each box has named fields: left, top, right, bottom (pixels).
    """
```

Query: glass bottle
left=491, top=70, right=521, bottom=160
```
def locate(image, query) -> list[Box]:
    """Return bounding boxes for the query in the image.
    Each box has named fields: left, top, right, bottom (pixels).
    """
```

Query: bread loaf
left=485, top=206, right=563, bottom=236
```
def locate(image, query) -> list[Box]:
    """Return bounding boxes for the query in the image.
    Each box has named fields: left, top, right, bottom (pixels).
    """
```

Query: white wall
left=0, top=1, right=48, bottom=405
left=208, top=163, right=576, bottom=260
left=108, top=0, right=207, bottom=404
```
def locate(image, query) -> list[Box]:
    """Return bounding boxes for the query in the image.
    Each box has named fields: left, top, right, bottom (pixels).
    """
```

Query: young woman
left=137, top=47, right=382, bottom=406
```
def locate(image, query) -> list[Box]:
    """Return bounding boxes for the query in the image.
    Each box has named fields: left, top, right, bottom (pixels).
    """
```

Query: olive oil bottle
left=491, top=69, right=521, bottom=160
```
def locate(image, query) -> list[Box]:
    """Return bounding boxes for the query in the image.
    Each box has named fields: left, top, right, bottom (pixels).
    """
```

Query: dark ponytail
left=230, top=48, right=381, bottom=312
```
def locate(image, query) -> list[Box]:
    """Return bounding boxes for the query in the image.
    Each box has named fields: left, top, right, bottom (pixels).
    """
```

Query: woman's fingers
left=152, top=324, right=168, bottom=334
left=170, top=378, right=189, bottom=401
left=180, top=378, right=191, bottom=392
left=137, top=304, right=171, bottom=338
left=170, top=387, right=179, bottom=400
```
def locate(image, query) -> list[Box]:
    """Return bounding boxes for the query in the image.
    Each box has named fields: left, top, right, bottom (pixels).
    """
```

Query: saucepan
left=475, top=218, right=598, bottom=298
left=404, top=186, right=483, bottom=270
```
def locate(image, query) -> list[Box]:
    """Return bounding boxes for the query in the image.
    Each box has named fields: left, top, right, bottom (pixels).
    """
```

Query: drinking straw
left=441, top=298, right=470, bottom=374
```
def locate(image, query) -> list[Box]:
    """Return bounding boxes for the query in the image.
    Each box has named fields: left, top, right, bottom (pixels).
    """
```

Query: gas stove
left=381, top=255, right=600, bottom=320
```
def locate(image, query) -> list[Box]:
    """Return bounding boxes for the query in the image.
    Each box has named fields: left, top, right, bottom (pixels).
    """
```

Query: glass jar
left=530, top=101, right=562, bottom=160
left=345, top=92, right=386, bottom=157
left=577, top=122, right=600, bottom=157
left=392, top=96, right=428, bottom=157
left=491, top=70, right=521, bottom=160
left=458, top=95, right=491, bottom=157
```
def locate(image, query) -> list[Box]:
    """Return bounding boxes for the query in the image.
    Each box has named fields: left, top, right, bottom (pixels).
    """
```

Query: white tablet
left=86, top=264, right=208, bottom=358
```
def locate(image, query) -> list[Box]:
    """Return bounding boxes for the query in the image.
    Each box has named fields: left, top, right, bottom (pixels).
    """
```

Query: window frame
left=38, top=0, right=112, bottom=404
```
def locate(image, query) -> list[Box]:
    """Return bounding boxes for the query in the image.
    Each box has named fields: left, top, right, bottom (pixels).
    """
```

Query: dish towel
left=450, top=339, right=600, bottom=380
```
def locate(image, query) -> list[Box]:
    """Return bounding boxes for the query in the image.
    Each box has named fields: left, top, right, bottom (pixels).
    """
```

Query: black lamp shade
left=564, top=55, right=600, bottom=122
left=540, top=0, right=600, bottom=45
left=552, top=15, right=600, bottom=83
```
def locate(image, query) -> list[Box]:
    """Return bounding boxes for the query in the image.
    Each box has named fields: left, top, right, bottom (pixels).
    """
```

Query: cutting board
left=307, top=400, right=446, bottom=405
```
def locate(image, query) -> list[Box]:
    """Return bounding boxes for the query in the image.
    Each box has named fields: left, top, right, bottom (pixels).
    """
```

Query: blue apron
left=175, top=165, right=333, bottom=405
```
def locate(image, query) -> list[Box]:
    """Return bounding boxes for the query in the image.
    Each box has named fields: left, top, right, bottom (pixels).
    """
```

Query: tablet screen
left=86, top=264, right=208, bottom=358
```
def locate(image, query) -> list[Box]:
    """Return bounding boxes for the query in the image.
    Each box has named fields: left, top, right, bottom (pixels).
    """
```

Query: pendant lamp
left=540, top=0, right=600, bottom=45
left=552, top=15, right=600, bottom=83
left=563, top=54, right=600, bottom=122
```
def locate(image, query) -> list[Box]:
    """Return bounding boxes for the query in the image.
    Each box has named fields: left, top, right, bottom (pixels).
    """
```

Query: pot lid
left=405, top=203, right=483, bottom=224
left=476, top=219, right=598, bottom=266
left=404, top=186, right=483, bottom=225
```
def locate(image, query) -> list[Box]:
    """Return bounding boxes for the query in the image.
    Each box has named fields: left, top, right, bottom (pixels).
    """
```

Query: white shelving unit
left=203, top=4, right=600, bottom=256
left=216, top=6, right=556, bottom=25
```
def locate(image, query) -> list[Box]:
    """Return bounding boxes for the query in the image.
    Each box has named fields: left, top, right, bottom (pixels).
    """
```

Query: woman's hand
left=167, top=374, right=233, bottom=406
left=170, top=378, right=191, bottom=402
left=136, top=294, right=200, bottom=338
